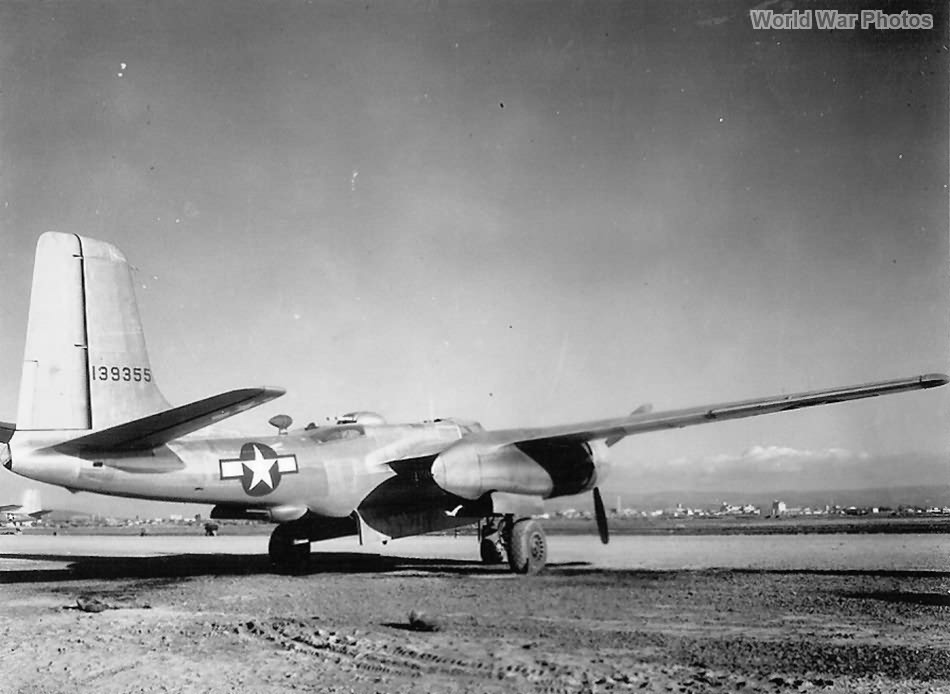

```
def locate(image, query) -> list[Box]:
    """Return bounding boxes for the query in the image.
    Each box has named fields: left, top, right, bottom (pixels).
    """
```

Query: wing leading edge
left=466, top=373, right=948, bottom=448
left=52, top=387, right=285, bottom=453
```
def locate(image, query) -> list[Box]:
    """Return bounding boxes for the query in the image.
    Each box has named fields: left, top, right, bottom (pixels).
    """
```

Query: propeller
left=593, top=486, right=609, bottom=545
left=596, top=404, right=652, bottom=544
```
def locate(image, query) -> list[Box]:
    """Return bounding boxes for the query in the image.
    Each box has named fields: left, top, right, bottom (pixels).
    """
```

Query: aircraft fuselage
left=9, top=419, right=468, bottom=520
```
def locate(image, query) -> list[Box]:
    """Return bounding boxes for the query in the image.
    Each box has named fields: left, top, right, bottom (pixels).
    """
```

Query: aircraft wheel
left=506, top=518, right=546, bottom=575
left=268, top=524, right=310, bottom=573
left=479, top=537, right=504, bottom=564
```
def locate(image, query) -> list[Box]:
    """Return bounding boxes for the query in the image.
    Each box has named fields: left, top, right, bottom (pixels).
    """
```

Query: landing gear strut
left=479, top=515, right=548, bottom=574
left=478, top=519, right=504, bottom=564
left=268, top=523, right=310, bottom=573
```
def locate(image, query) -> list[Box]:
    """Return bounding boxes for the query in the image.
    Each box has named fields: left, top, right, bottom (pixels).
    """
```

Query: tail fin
left=18, top=232, right=170, bottom=431
left=20, top=489, right=40, bottom=515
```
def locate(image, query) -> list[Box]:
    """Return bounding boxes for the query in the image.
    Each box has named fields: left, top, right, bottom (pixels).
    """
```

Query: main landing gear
left=266, top=513, right=359, bottom=573
left=268, top=523, right=311, bottom=573
left=480, top=515, right=548, bottom=575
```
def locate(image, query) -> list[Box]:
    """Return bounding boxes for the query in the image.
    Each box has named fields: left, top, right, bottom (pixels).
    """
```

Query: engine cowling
left=431, top=438, right=610, bottom=500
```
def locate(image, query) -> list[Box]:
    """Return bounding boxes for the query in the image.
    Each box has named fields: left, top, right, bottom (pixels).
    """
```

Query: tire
left=506, top=518, right=547, bottom=575
left=268, top=524, right=310, bottom=573
left=479, top=537, right=504, bottom=564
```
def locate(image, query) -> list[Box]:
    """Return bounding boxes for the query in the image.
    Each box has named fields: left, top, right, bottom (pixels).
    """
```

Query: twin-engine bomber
left=1, top=233, right=945, bottom=573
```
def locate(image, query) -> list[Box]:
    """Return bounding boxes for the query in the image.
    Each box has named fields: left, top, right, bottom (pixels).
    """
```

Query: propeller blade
left=593, top=486, right=609, bottom=545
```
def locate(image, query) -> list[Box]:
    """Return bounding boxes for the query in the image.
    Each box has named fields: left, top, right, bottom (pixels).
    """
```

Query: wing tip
left=919, top=373, right=949, bottom=388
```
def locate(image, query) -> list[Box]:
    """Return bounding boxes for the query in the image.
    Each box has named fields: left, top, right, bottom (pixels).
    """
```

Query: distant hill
left=555, top=484, right=950, bottom=513
left=30, top=486, right=950, bottom=522
left=42, top=509, right=98, bottom=523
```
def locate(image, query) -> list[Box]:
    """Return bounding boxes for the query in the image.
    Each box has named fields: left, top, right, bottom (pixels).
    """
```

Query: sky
left=0, top=1, right=947, bottom=517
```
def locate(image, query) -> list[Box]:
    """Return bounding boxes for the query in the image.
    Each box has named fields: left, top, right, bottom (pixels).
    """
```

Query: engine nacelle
left=431, top=438, right=610, bottom=501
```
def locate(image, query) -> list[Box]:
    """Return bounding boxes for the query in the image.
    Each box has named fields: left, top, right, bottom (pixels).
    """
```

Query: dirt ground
left=2, top=544, right=949, bottom=693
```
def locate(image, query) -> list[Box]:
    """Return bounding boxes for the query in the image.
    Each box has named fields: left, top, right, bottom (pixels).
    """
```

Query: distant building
left=771, top=500, right=787, bottom=517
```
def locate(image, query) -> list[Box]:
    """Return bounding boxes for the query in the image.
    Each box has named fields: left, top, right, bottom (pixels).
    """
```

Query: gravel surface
left=1, top=542, right=949, bottom=693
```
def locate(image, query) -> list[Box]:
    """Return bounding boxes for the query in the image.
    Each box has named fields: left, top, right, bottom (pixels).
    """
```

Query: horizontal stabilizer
left=53, top=387, right=285, bottom=453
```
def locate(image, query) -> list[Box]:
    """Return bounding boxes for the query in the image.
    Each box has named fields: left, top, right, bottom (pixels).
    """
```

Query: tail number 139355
left=91, top=365, right=152, bottom=382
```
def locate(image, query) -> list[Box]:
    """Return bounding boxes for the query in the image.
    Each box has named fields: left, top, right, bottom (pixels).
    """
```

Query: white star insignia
left=219, top=444, right=298, bottom=495
left=243, top=445, right=275, bottom=490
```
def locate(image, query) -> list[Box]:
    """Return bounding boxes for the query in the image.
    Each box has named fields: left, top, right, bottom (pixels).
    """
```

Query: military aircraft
left=1, top=233, right=945, bottom=573
left=0, top=488, right=50, bottom=529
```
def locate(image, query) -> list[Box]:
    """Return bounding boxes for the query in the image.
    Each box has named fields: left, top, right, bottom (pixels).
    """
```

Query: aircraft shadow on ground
left=840, top=589, right=950, bottom=607
left=0, top=551, right=593, bottom=584
left=2, top=555, right=947, bottom=585
left=729, top=567, right=950, bottom=579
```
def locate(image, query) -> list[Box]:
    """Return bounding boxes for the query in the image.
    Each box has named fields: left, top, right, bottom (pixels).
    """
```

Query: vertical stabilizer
left=20, top=489, right=40, bottom=515
left=17, top=233, right=90, bottom=430
left=18, top=232, right=170, bottom=432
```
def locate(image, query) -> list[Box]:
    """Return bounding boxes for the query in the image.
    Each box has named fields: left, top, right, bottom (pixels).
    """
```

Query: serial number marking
left=90, top=365, right=151, bottom=382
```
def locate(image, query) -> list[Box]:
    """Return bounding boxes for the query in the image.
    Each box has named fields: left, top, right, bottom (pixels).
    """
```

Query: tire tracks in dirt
left=234, top=616, right=847, bottom=693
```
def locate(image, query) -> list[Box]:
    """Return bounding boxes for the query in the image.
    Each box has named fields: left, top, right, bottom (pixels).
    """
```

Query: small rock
left=407, top=609, right=441, bottom=632
left=76, top=596, right=110, bottom=613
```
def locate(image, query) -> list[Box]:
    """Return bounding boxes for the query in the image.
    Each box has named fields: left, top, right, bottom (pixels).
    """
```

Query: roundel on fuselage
left=218, top=442, right=299, bottom=496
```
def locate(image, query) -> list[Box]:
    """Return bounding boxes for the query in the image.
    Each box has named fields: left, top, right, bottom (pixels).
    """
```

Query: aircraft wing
left=466, top=373, right=948, bottom=448
left=0, top=504, right=23, bottom=513
left=52, top=387, right=285, bottom=453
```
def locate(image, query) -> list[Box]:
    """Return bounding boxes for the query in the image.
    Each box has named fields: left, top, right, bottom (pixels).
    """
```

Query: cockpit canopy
left=334, top=411, right=386, bottom=426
